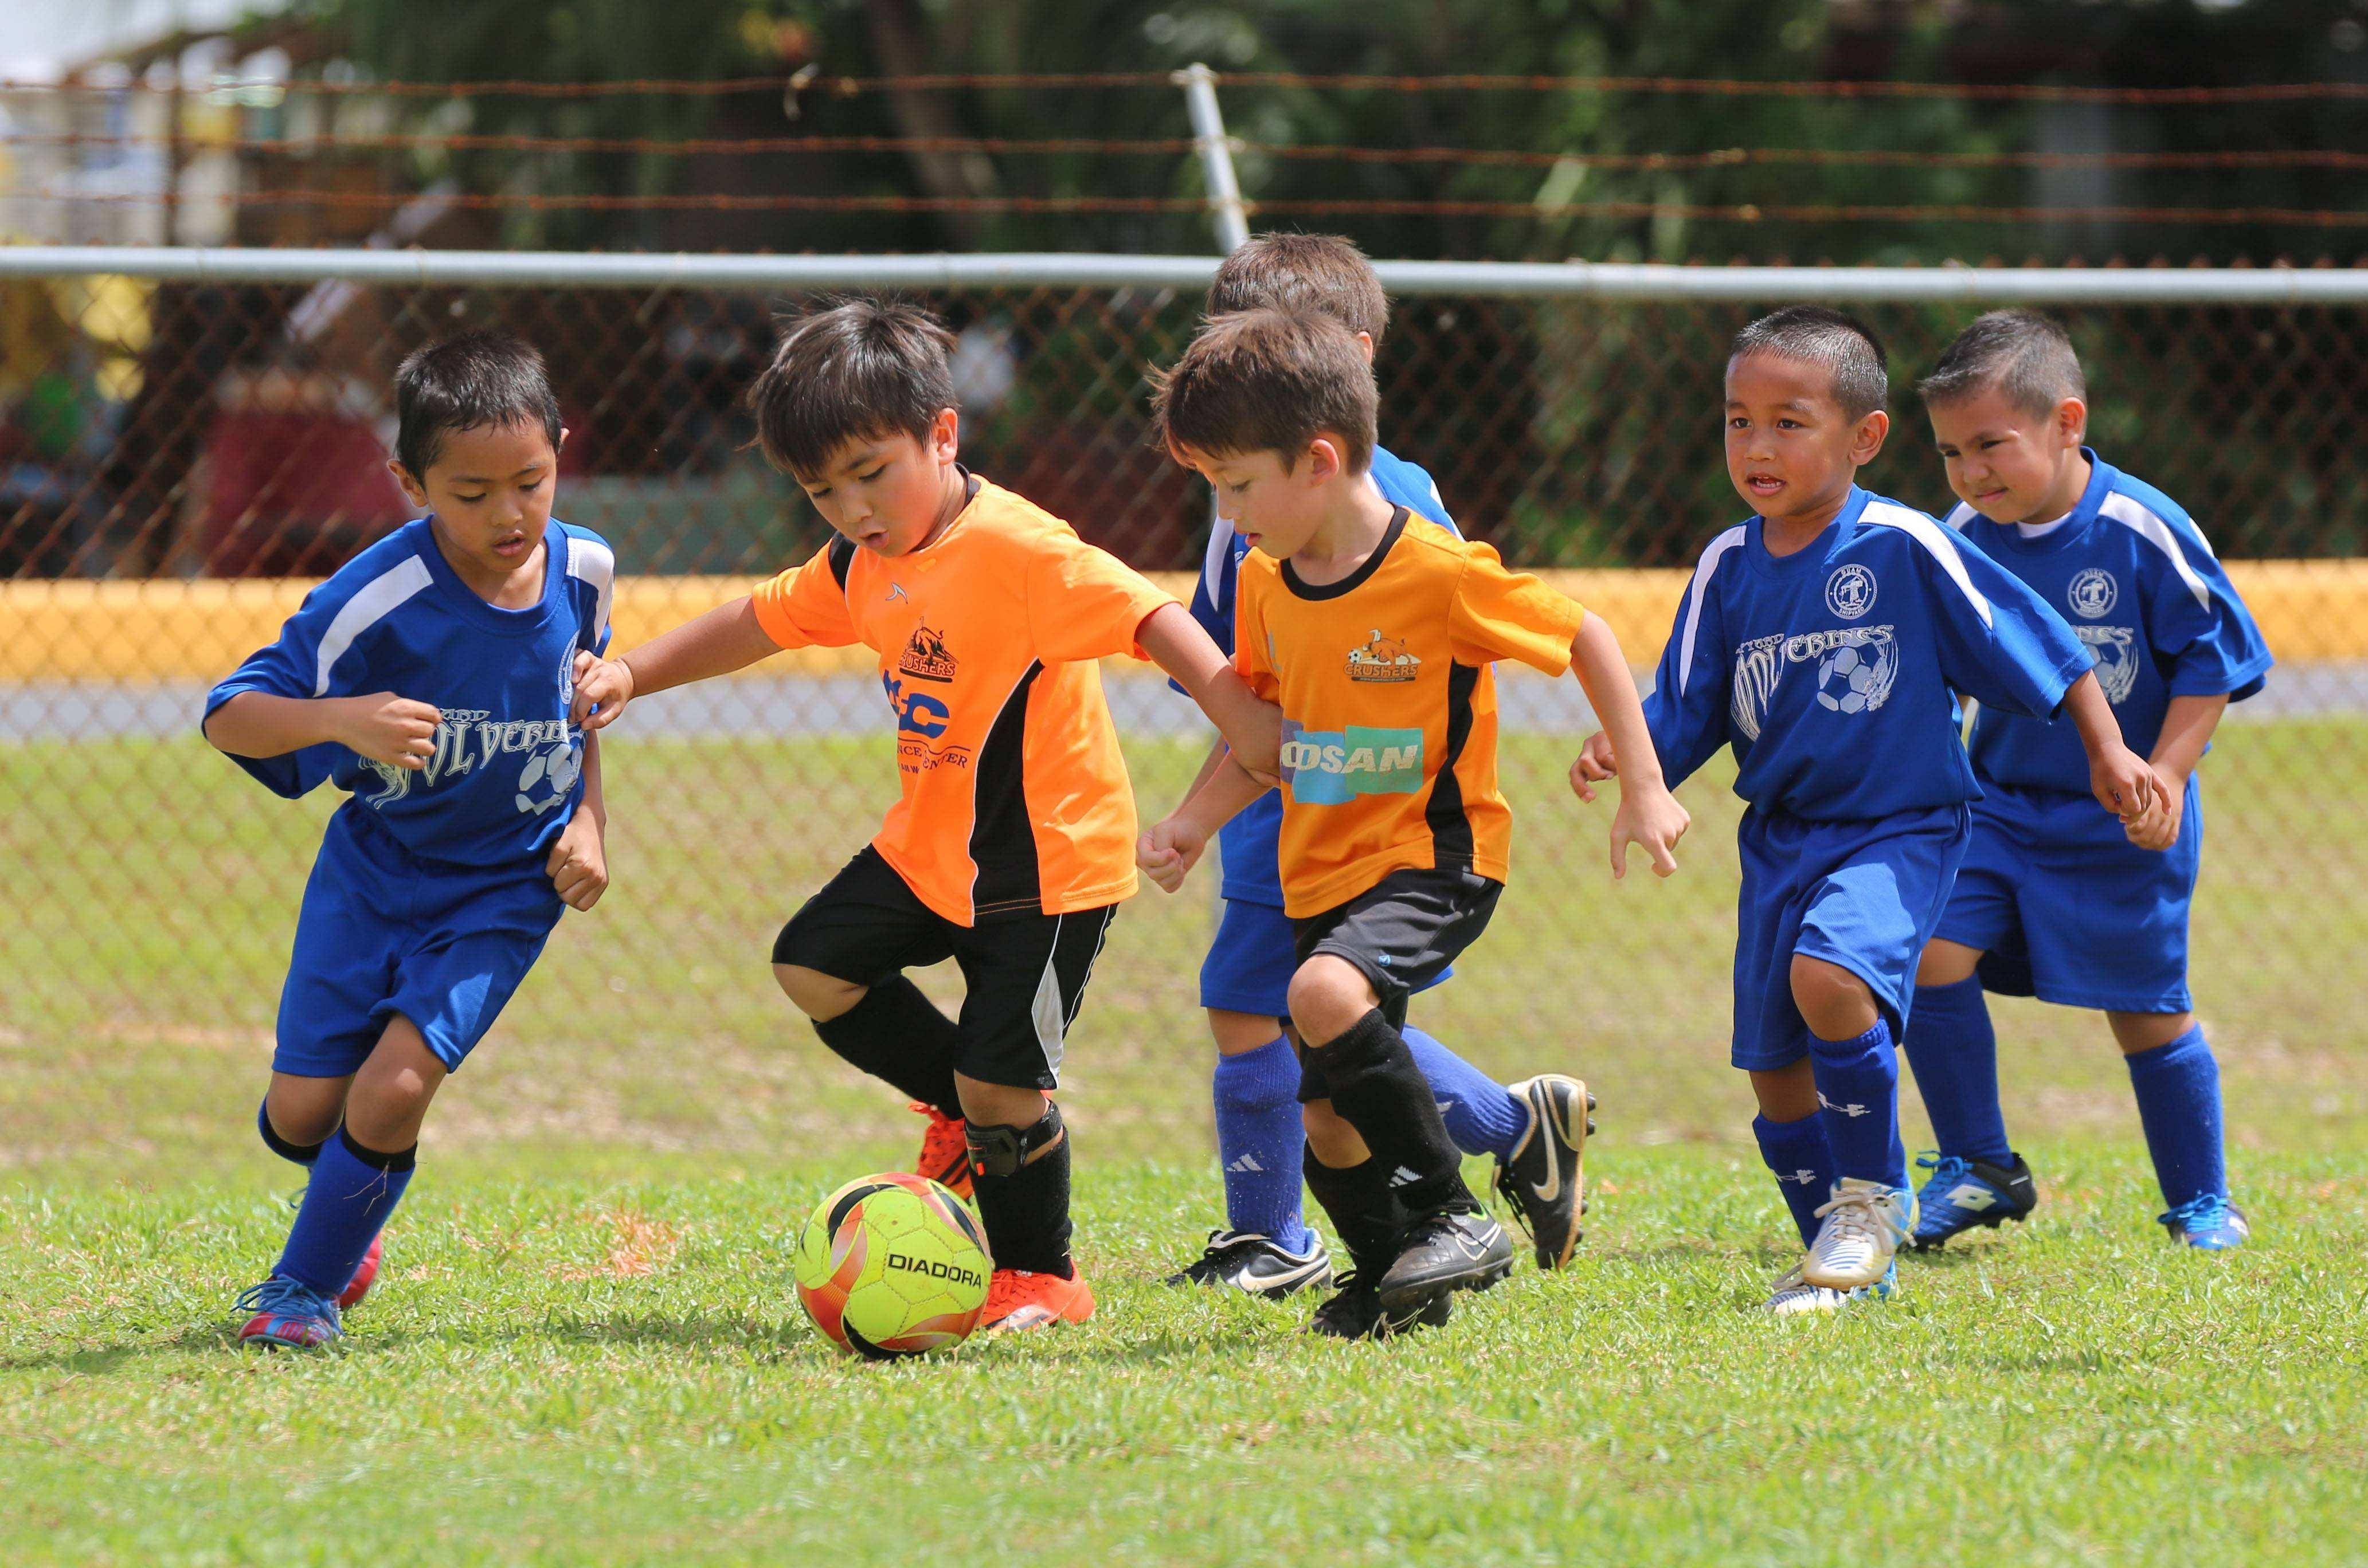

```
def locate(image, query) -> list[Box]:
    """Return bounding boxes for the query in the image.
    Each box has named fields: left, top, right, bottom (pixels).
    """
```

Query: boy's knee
left=1208, top=1008, right=1285, bottom=1056
left=1286, top=956, right=1377, bottom=1046
left=1916, top=940, right=1982, bottom=988
left=1301, top=1099, right=1369, bottom=1169
left=774, top=963, right=866, bottom=1022
left=1791, top=955, right=1878, bottom=1042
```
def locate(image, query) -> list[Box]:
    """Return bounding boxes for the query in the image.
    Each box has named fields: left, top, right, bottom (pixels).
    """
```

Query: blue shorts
left=1732, top=804, right=1970, bottom=1071
left=1935, top=778, right=2200, bottom=1014
left=1199, top=895, right=1452, bottom=1020
left=273, top=806, right=566, bottom=1077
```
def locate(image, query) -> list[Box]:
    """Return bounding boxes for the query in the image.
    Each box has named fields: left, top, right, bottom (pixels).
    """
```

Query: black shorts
left=772, top=846, right=1115, bottom=1091
left=1292, top=865, right=1502, bottom=1101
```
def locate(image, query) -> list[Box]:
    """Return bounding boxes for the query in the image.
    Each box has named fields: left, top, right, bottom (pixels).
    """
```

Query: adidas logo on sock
left=1226, top=1154, right=1267, bottom=1173
left=1780, top=1167, right=1819, bottom=1185
left=1434, top=1099, right=1457, bottom=1115
left=1388, top=1166, right=1423, bottom=1187
left=1817, top=1092, right=1872, bottom=1119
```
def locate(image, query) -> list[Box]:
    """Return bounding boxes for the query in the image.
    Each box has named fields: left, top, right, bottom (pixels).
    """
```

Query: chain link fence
left=5, top=254, right=2365, bottom=1140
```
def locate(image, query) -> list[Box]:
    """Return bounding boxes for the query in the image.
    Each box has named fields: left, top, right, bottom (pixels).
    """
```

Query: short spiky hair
left=393, top=330, right=562, bottom=479
left=1207, top=233, right=1391, bottom=347
left=746, top=298, right=957, bottom=479
left=1152, top=308, right=1377, bottom=475
left=1729, top=305, right=1889, bottom=421
left=1919, top=309, right=2088, bottom=417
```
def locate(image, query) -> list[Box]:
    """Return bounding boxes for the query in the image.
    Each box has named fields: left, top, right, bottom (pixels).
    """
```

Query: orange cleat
left=910, top=1101, right=974, bottom=1198
left=336, top=1232, right=383, bottom=1311
left=980, top=1268, right=1095, bottom=1333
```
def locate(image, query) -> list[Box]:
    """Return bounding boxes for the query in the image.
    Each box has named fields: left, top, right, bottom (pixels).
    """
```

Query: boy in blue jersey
left=1901, top=311, right=2272, bottom=1253
left=1576, top=307, right=2160, bottom=1312
left=1163, top=235, right=1594, bottom=1299
left=202, top=332, right=616, bottom=1347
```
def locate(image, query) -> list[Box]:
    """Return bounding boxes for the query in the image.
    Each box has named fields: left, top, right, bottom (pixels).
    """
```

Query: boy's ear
left=929, top=406, right=961, bottom=459
left=2054, top=397, right=2088, bottom=446
left=388, top=458, right=429, bottom=509
left=1849, top=409, right=1891, bottom=467
left=1304, top=435, right=1344, bottom=482
left=1354, top=330, right=1375, bottom=365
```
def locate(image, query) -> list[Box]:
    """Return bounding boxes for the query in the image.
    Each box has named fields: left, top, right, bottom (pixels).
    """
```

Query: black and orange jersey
left=1236, top=508, right=1588, bottom=916
left=752, top=476, right=1175, bottom=924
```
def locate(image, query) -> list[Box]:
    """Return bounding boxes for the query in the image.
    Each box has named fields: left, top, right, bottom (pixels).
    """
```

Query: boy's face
left=392, top=418, right=565, bottom=577
left=1927, top=385, right=2088, bottom=526
left=1724, top=353, right=1887, bottom=526
left=1173, top=437, right=1349, bottom=558
left=794, top=409, right=961, bottom=557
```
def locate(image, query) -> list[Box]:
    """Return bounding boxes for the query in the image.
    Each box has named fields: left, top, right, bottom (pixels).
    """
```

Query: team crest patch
left=1825, top=563, right=1877, bottom=621
left=898, top=624, right=958, bottom=683
left=1345, top=628, right=1420, bottom=683
left=2068, top=567, right=2119, bottom=620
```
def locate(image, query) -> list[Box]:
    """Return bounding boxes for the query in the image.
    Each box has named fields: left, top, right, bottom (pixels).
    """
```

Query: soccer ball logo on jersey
left=1729, top=625, right=1900, bottom=737
left=1824, top=563, right=1877, bottom=621
left=1279, top=718, right=1424, bottom=803
left=2077, top=624, right=2141, bottom=703
left=1345, top=628, right=1420, bottom=683
left=2068, top=567, right=2119, bottom=620
left=358, top=708, right=580, bottom=810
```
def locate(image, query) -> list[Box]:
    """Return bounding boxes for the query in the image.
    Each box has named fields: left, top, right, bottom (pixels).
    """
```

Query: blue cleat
left=1908, top=1151, right=2037, bottom=1252
left=236, top=1275, right=343, bottom=1349
left=2160, top=1194, right=2250, bottom=1251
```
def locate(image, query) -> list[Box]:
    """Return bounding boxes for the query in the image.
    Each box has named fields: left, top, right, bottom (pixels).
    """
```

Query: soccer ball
left=1817, top=644, right=1883, bottom=714
left=792, top=1171, right=992, bottom=1359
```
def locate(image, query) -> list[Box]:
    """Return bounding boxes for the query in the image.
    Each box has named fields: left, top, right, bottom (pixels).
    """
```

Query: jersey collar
left=415, top=515, right=570, bottom=634
left=1985, top=449, right=2115, bottom=557
left=1745, top=485, right=1870, bottom=577
left=1281, top=505, right=1410, bottom=601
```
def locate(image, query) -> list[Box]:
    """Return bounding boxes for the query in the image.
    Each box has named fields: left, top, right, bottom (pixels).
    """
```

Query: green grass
left=4, top=718, right=2367, bottom=1564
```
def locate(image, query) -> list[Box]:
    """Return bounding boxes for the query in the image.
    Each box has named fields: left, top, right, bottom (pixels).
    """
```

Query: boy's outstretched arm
left=1137, top=754, right=1269, bottom=894
left=548, top=731, right=610, bottom=911
left=2058, top=670, right=2166, bottom=824
left=572, top=596, right=779, bottom=730
left=205, top=689, right=441, bottom=770
left=2124, top=692, right=2228, bottom=852
left=1566, top=614, right=1689, bottom=880
left=1136, top=602, right=1282, bottom=785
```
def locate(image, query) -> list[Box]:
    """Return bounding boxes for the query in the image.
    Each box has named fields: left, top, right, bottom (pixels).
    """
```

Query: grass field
left=5, top=718, right=2367, bottom=1565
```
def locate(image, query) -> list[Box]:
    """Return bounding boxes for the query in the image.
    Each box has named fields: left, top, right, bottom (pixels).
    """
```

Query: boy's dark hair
left=746, top=298, right=957, bottom=479
left=1151, top=308, right=1378, bottom=475
left=1729, top=305, right=1889, bottom=421
left=1919, top=309, right=2087, bottom=417
left=1208, top=233, right=1391, bottom=347
left=393, top=330, right=563, bottom=479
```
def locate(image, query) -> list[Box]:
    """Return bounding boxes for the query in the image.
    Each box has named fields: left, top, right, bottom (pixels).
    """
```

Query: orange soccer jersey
left=1236, top=508, right=1588, bottom=918
left=751, top=475, right=1175, bottom=924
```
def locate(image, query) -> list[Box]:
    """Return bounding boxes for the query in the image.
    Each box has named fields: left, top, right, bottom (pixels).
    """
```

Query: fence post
left=1173, top=63, right=1250, bottom=253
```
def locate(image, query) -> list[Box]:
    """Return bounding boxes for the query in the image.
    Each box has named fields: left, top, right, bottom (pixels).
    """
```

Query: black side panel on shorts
left=968, top=660, right=1046, bottom=916
left=1423, top=660, right=1481, bottom=870
left=826, top=535, right=856, bottom=590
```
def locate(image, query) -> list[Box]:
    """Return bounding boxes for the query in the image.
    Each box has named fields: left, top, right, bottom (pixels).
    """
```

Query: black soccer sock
left=257, top=1098, right=324, bottom=1166
left=810, top=976, right=962, bottom=1119
left=1306, top=1009, right=1478, bottom=1218
left=1300, top=1144, right=1408, bottom=1279
left=966, top=1101, right=1074, bottom=1278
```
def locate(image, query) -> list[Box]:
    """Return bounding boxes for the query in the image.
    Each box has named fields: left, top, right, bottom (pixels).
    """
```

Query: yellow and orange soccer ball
left=792, top=1171, right=992, bottom=1358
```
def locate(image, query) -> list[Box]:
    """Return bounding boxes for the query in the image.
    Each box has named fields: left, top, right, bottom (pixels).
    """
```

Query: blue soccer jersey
left=1184, top=442, right=1457, bottom=908
left=205, top=517, right=614, bottom=867
left=1948, top=452, right=2272, bottom=797
left=1642, top=488, right=2093, bottom=820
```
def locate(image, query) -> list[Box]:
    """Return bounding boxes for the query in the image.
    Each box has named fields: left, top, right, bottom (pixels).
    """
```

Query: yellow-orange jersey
left=752, top=475, right=1175, bottom=925
left=1236, top=508, right=1588, bottom=917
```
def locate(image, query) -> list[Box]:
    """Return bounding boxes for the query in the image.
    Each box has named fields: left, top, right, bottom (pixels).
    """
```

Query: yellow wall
left=4, top=562, right=2363, bottom=682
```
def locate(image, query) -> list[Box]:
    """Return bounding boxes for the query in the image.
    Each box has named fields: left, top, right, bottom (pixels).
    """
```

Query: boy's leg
left=1749, top=1062, right=1835, bottom=1251
left=1901, top=941, right=2038, bottom=1250
left=2112, top=1010, right=2244, bottom=1247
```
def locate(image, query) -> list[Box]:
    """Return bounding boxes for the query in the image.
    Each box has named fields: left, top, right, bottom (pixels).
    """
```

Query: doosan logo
left=888, top=1252, right=984, bottom=1288
left=1279, top=720, right=1425, bottom=804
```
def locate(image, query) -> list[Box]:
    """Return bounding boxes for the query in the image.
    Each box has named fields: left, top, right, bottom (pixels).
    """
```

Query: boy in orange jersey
left=572, top=300, right=1280, bottom=1333
left=1139, top=308, right=1689, bottom=1338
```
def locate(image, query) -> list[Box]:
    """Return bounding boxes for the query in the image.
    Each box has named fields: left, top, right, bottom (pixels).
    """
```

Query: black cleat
left=1162, top=1229, right=1335, bottom=1299
left=1494, top=1075, right=1595, bottom=1269
left=1908, top=1151, right=2039, bottom=1252
left=1306, top=1272, right=1453, bottom=1340
left=1374, top=1210, right=1515, bottom=1314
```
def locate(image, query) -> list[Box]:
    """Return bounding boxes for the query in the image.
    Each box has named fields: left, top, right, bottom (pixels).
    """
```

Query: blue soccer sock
left=275, top=1127, right=414, bottom=1299
left=1754, top=1112, right=1837, bottom=1248
left=2125, top=1024, right=2226, bottom=1209
left=1808, top=1018, right=1909, bottom=1190
left=1211, top=1037, right=1312, bottom=1252
left=256, top=1098, right=324, bottom=1166
left=1403, top=1027, right=1527, bottom=1161
left=1902, top=977, right=2013, bottom=1165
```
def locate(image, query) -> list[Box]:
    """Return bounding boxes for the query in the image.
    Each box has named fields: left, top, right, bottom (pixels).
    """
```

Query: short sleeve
left=1024, top=529, right=1176, bottom=664
left=203, top=572, right=390, bottom=799
left=1447, top=543, right=1587, bottom=676
left=1918, top=528, right=2092, bottom=721
left=1232, top=565, right=1280, bottom=703
left=1640, top=529, right=1744, bottom=791
left=2137, top=521, right=2273, bottom=703
left=750, top=540, right=861, bottom=650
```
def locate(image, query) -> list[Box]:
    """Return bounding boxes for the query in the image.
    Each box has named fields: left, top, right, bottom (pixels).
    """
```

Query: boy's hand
left=1569, top=731, right=1618, bottom=803
left=2089, top=741, right=2165, bottom=824
left=332, top=692, right=442, bottom=770
left=571, top=651, right=636, bottom=731
left=547, top=810, right=610, bottom=911
left=2124, top=766, right=2185, bottom=852
left=1610, top=783, right=1689, bottom=881
left=1135, top=817, right=1210, bottom=895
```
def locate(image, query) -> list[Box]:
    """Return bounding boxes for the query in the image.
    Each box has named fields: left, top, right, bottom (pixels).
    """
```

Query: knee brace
left=964, top=1100, right=1064, bottom=1178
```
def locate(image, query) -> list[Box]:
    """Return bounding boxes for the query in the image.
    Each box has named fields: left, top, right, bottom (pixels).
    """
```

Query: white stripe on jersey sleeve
left=564, top=532, right=617, bottom=642
left=1200, top=499, right=1236, bottom=606
left=2097, top=492, right=2214, bottom=611
left=312, top=555, right=434, bottom=696
left=1862, top=499, right=1994, bottom=628
left=1677, top=525, right=1748, bottom=695
left=1943, top=501, right=1978, bottom=531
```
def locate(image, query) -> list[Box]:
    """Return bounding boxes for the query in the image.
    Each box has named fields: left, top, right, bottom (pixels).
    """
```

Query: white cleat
left=1801, top=1178, right=1911, bottom=1290
left=1764, top=1259, right=1897, bottom=1315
